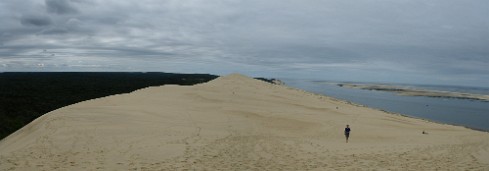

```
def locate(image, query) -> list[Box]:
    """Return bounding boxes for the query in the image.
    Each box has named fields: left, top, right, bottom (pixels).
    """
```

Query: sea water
left=282, top=79, right=489, bottom=132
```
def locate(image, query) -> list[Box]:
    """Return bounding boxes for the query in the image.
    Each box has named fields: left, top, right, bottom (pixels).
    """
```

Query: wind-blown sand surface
left=1, top=74, right=488, bottom=170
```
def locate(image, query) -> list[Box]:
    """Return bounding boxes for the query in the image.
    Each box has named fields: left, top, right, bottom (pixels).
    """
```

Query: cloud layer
left=1, top=0, right=488, bottom=86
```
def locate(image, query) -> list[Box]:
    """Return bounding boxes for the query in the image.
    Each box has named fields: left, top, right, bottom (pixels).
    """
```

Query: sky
left=0, top=0, right=488, bottom=87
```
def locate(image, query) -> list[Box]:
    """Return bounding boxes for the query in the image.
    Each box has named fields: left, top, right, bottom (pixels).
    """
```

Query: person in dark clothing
left=344, top=125, right=351, bottom=143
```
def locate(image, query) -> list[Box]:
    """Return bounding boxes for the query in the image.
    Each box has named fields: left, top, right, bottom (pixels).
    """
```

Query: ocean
left=282, top=79, right=489, bottom=132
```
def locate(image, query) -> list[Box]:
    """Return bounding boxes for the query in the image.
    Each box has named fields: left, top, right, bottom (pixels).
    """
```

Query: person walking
left=345, top=125, right=351, bottom=143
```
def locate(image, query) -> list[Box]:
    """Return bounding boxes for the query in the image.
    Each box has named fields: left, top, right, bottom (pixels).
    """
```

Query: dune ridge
left=1, top=74, right=488, bottom=170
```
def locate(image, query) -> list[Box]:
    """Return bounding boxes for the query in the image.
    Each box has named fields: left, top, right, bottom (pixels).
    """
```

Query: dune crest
left=1, top=74, right=488, bottom=170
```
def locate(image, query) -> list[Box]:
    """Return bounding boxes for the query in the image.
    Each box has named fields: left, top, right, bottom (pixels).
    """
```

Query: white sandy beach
left=1, top=74, right=488, bottom=170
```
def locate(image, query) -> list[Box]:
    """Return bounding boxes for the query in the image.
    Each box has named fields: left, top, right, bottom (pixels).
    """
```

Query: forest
left=0, top=72, right=219, bottom=140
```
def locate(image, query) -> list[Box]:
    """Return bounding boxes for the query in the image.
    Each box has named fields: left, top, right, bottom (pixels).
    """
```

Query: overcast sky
left=1, top=0, right=488, bottom=87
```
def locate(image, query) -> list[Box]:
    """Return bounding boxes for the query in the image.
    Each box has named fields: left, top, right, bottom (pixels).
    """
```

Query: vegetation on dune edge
left=0, top=72, right=219, bottom=140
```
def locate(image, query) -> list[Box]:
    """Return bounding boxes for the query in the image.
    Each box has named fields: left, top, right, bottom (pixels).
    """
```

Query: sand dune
left=1, top=74, right=488, bottom=170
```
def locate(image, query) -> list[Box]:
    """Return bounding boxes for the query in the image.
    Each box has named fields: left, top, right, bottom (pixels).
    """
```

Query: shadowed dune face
left=1, top=74, right=489, bottom=170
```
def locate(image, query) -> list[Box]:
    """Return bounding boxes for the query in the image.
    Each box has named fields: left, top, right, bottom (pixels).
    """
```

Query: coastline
left=283, top=83, right=489, bottom=133
left=282, top=79, right=489, bottom=132
left=337, top=83, right=489, bottom=102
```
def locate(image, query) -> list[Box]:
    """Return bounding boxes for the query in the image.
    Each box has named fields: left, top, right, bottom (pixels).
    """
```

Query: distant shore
left=337, top=83, right=489, bottom=102
left=293, top=82, right=489, bottom=132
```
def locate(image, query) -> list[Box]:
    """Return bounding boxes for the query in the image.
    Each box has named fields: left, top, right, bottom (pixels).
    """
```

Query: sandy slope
left=1, top=74, right=488, bottom=170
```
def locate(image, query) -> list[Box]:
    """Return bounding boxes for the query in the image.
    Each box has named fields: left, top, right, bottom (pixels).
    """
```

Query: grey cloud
left=40, top=27, right=69, bottom=35
left=231, top=45, right=362, bottom=67
left=45, top=0, right=78, bottom=14
left=20, top=15, right=52, bottom=27
left=1, top=0, right=489, bottom=86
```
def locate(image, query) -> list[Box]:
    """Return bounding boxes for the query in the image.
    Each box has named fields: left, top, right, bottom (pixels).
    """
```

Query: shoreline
left=281, top=82, right=489, bottom=133
left=337, top=83, right=489, bottom=102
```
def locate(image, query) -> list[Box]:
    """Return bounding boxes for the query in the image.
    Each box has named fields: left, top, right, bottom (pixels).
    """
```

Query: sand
left=1, top=74, right=488, bottom=170
left=339, top=83, right=489, bottom=102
